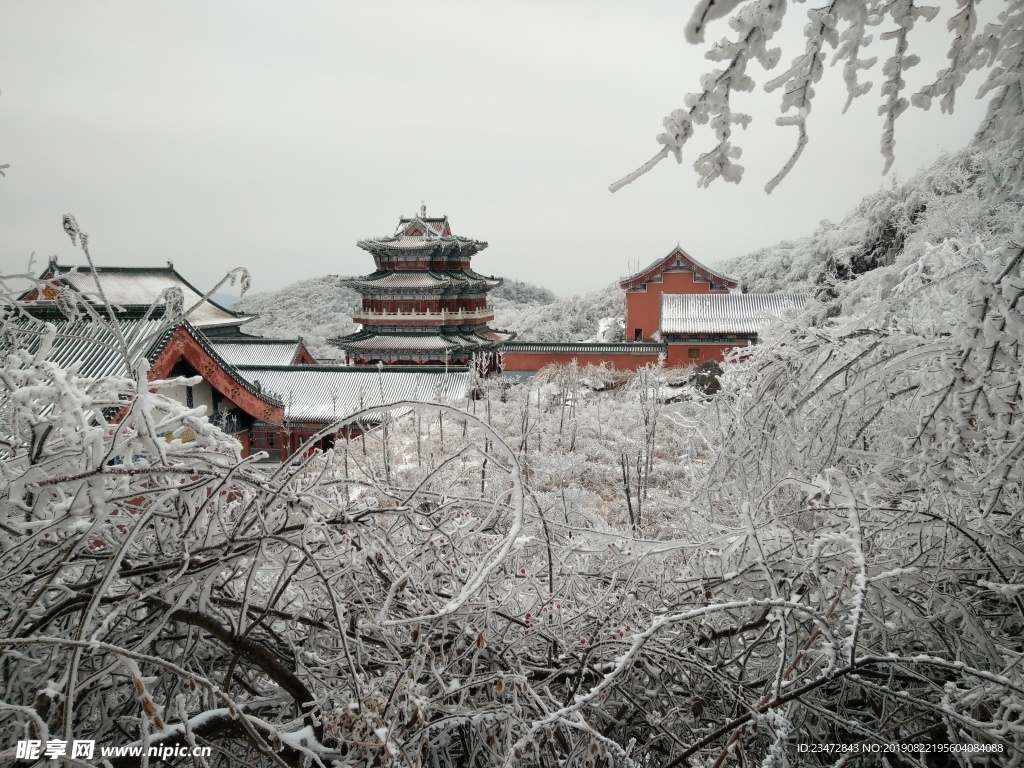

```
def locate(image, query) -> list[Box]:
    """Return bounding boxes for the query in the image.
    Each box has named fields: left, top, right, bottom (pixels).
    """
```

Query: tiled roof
left=344, top=272, right=453, bottom=289
left=339, top=334, right=461, bottom=352
left=235, top=365, right=472, bottom=423
left=343, top=270, right=499, bottom=292
left=620, top=247, right=739, bottom=290
left=358, top=212, right=487, bottom=256
left=397, top=215, right=451, bottom=237
left=5, top=316, right=173, bottom=379
left=336, top=331, right=502, bottom=352
left=9, top=308, right=284, bottom=410
left=209, top=339, right=306, bottom=367
left=660, top=293, right=808, bottom=335
left=358, top=235, right=485, bottom=254
left=31, top=265, right=253, bottom=328
left=501, top=341, right=666, bottom=355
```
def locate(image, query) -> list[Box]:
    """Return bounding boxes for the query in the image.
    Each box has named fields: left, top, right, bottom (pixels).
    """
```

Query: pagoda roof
left=357, top=207, right=487, bottom=256
left=619, top=247, right=739, bottom=291
left=396, top=213, right=453, bottom=237
left=24, top=262, right=255, bottom=329
left=660, top=293, right=808, bottom=335
left=334, top=329, right=511, bottom=353
left=342, top=269, right=501, bottom=291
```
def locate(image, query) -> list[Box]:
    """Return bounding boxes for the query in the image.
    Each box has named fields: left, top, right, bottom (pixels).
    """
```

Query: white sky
left=0, top=1, right=997, bottom=297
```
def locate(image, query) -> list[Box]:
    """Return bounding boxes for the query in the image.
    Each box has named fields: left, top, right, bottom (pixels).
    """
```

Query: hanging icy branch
left=912, top=0, right=979, bottom=114
left=609, top=0, right=784, bottom=192
left=612, top=0, right=1023, bottom=194
left=877, top=2, right=937, bottom=175
left=685, top=0, right=749, bottom=44
left=972, top=1, right=1024, bottom=194
left=760, top=2, right=844, bottom=192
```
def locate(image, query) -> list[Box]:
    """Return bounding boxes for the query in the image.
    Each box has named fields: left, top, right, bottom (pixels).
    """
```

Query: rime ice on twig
left=613, top=0, right=1024, bottom=195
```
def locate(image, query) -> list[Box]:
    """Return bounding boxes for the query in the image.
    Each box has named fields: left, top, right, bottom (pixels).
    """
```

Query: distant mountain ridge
left=232, top=276, right=360, bottom=359
left=232, top=276, right=626, bottom=359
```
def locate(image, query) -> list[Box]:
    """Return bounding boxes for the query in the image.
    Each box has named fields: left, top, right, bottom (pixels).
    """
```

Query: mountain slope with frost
left=721, top=144, right=1023, bottom=301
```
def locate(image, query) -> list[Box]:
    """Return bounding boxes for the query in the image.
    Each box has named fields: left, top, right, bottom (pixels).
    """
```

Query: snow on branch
left=613, top=0, right=1024, bottom=195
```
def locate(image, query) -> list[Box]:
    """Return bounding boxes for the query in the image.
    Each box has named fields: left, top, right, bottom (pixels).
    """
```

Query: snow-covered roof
left=343, top=270, right=500, bottom=292
left=620, top=247, right=739, bottom=291
left=337, top=331, right=506, bottom=353
left=4, top=314, right=283, bottom=414
left=357, top=210, right=487, bottom=258
left=660, top=293, right=808, bottom=335
left=28, top=264, right=254, bottom=329
left=6, top=316, right=173, bottom=379
left=345, top=272, right=453, bottom=289
left=235, top=365, right=472, bottom=423
left=208, top=338, right=309, bottom=367
left=397, top=210, right=452, bottom=237
left=358, top=235, right=485, bottom=257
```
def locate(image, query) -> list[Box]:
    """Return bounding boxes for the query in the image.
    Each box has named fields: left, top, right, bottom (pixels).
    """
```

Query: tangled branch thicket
left=1, top=213, right=1024, bottom=766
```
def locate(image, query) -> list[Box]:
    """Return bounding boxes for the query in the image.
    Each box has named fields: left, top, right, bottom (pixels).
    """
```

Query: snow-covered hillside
left=721, top=144, right=1023, bottom=299
left=232, top=275, right=360, bottom=360
left=492, top=282, right=625, bottom=342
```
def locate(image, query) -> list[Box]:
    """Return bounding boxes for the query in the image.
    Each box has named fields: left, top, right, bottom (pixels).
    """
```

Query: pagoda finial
left=419, top=201, right=426, bottom=218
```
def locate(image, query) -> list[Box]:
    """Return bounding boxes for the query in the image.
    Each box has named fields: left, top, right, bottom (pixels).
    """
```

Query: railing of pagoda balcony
left=352, top=307, right=495, bottom=325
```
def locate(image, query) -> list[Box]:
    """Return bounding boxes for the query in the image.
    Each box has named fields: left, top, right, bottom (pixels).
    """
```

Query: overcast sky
left=0, top=1, right=996, bottom=297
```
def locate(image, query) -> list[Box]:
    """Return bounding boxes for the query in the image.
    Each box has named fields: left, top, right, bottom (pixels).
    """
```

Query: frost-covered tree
left=611, top=0, right=1024, bottom=195
left=7, top=220, right=1024, bottom=763
left=492, top=283, right=625, bottom=342
left=722, top=142, right=1024, bottom=296
left=661, top=220, right=1024, bottom=764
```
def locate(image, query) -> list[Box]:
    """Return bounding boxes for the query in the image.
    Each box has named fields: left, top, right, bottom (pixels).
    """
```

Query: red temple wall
left=663, top=342, right=749, bottom=367
left=502, top=344, right=747, bottom=372
left=625, top=271, right=724, bottom=341
left=502, top=350, right=663, bottom=372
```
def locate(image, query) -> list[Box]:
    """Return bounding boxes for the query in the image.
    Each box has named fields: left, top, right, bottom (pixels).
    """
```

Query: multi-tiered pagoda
left=335, top=207, right=513, bottom=366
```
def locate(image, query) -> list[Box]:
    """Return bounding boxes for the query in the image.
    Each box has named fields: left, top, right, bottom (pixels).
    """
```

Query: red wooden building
left=335, top=207, right=513, bottom=366
left=20, top=261, right=288, bottom=456
left=499, top=246, right=807, bottom=373
left=619, top=248, right=807, bottom=367
left=620, top=246, right=740, bottom=342
left=658, top=292, right=807, bottom=367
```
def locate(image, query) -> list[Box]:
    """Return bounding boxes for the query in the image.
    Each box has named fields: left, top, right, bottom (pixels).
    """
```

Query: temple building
left=19, top=260, right=287, bottom=456
left=18, top=257, right=477, bottom=462
left=502, top=246, right=808, bottom=373
left=659, top=292, right=807, bottom=366
left=620, top=246, right=740, bottom=341
left=334, top=207, right=513, bottom=366
left=619, top=248, right=807, bottom=366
